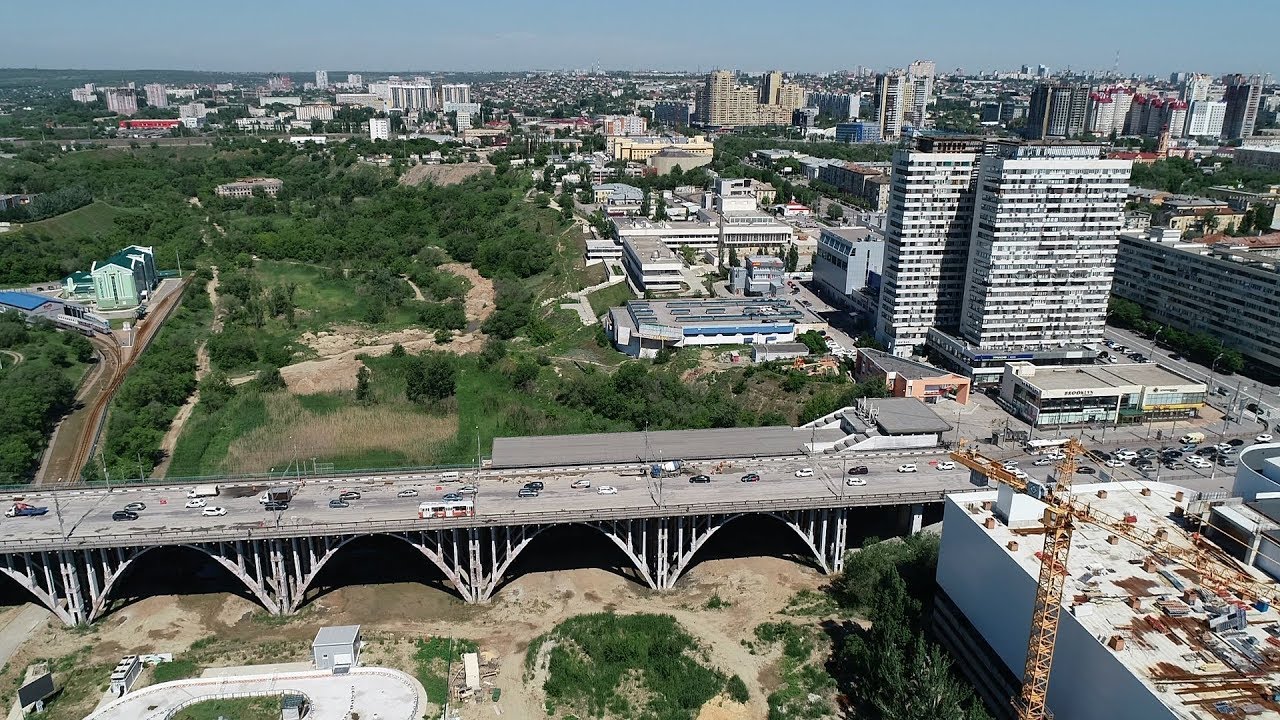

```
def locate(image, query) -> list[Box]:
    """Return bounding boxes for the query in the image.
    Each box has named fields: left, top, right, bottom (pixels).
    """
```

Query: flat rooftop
left=624, top=298, right=806, bottom=329
left=1015, top=363, right=1203, bottom=392
left=950, top=481, right=1280, bottom=719
left=492, top=426, right=845, bottom=468
left=819, top=226, right=874, bottom=243
left=852, top=397, right=953, bottom=435
left=859, top=348, right=961, bottom=381
left=312, top=624, right=360, bottom=646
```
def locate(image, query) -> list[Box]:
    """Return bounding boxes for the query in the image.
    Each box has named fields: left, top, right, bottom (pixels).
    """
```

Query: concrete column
left=1247, top=531, right=1264, bottom=566
left=910, top=504, right=925, bottom=534
left=59, top=551, right=87, bottom=625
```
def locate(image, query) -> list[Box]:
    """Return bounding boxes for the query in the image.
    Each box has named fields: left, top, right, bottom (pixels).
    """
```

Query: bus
left=1023, top=438, right=1071, bottom=454
left=418, top=500, right=474, bottom=519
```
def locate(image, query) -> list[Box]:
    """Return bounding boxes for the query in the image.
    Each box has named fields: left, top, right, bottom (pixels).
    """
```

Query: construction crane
left=949, top=439, right=1280, bottom=720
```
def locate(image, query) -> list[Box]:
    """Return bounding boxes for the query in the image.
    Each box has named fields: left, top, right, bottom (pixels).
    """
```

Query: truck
left=186, top=484, right=220, bottom=499
left=258, top=487, right=293, bottom=505
left=1179, top=432, right=1206, bottom=445
left=5, top=502, right=49, bottom=518
left=649, top=460, right=684, bottom=478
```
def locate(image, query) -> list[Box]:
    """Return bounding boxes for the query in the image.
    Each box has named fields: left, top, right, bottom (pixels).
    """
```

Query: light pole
left=1149, top=326, right=1165, bottom=359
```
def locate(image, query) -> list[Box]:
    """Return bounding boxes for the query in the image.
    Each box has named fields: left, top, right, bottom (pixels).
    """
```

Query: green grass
left=586, top=280, right=634, bottom=318
left=252, top=260, right=421, bottom=332
left=415, top=636, right=478, bottom=710
left=13, top=201, right=129, bottom=239
left=168, top=390, right=269, bottom=477
left=752, top=623, right=834, bottom=719
left=173, top=697, right=280, bottom=720
left=152, top=659, right=199, bottom=683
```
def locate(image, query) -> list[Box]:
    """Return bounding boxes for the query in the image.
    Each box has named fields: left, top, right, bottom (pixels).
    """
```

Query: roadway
left=0, top=454, right=983, bottom=546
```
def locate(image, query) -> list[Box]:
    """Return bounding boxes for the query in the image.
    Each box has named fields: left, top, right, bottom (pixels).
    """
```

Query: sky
left=5, top=0, right=1278, bottom=77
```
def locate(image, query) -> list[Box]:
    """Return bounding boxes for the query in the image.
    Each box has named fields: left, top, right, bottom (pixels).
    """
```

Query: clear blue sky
left=5, top=0, right=1277, bottom=76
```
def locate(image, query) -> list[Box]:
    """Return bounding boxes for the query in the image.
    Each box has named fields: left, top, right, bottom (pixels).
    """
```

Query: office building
left=811, top=225, right=884, bottom=316
left=1026, top=82, right=1090, bottom=139
left=601, top=115, right=647, bottom=136
left=1235, top=146, right=1280, bottom=171
left=935, top=480, right=1280, bottom=720
left=834, top=121, right=881, bottom=144
left=439, top=83, right=470, bottom=104
left=854, top=348, right=970, bottom=405
left=695, top=70, right=802, bottom=127
left=653, top=100, right=693, bottom=128
left=1182, top=73, right=1212, bottom=103
left=874, top=136, right=985, bottom=357
left=807, top=92, right=858, bottom=121
left=742, top=255, right=785, bottom=296
left=999, top=362, right=1205, bottom=428
left=1184, top=100, right=1227, bottom=137
left=1223, top=74, right=1263, bottom=140
left=957, top=142, right=1130, bottom=353
left=104, top=89, right=137, bottom=116
left=369, top=117, right=390, bottom=141
left=1113, top=229, right=1280, bottom=376
left=621, top=237, right=684, bottom=293
left=315, top=70, right=328, bottom=89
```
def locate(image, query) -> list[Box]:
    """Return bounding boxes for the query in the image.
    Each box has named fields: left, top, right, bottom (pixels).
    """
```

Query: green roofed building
left=62, top=271, right=94, bottom=301
left=89, top=245, right=157, bottom=310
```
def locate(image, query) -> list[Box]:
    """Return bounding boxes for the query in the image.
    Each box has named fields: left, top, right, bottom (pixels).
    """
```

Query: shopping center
left=998, top=362, right=1207, bottom=428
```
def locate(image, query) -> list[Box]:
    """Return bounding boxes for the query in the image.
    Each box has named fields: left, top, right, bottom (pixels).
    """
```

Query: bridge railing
left=0, top=489, right=951, bottom=553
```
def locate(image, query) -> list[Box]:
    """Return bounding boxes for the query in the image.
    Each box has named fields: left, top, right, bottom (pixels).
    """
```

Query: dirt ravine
left=398, top=162, right=489, bottom=187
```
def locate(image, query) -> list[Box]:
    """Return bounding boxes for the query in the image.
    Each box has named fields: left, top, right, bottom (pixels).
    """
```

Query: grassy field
left=14, top=201, right=129, bottom=239
left=252, top=260, right=422, bottom=332
left=586, top=280, right=634, bottom=318
left=173, top=697, right=279, bottom=720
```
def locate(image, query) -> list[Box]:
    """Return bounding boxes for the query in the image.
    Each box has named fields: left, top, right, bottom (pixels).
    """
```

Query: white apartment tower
left=874, top=72, right=909, bottom=141
left=906, top=60, right=936, bottom=129
left=1185, top=101, right=1227, bottom=137
left=1182, top=73, right=1212, bottom=103
left=958, top=142, right=1131, bottom=350
left=440, top=83, right=471, bottom=104
left=105, top=89, right=138, bottom=116
left=346, top=73, right=363, bottom=87
left=369, top=117, right=390, bottom=141
left=315, top=70, right=329, bottom=88
left=874, top=137, right=984, bottom=356
left=144, top=83, right=168, bottom=109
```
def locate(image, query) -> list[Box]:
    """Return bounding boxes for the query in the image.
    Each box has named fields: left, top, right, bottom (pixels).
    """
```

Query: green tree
left=728, top=246, right=740, bottom=268
left=355, top=365, right=373, bottom=404
left=406, top=353, right=457, bottom=404
left=826, top=203, right=844, bottom=221
left=785, top=244, right=800, bottom=272
left=654, top=193, right=668, bottom=221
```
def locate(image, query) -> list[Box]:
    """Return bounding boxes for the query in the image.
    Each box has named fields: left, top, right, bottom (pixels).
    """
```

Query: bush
left=727, top=674, right=749, bottom=704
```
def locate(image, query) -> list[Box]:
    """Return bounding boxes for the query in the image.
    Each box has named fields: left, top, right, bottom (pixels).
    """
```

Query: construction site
left=936, top=441, right=1280, bottom=720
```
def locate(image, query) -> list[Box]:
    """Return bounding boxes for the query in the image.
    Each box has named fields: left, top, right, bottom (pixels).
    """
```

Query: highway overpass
left=0, top=452, right=975, bottom=625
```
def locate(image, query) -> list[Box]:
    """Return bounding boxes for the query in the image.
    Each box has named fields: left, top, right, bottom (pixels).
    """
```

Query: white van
left=438, top=471, right=461, bottom=482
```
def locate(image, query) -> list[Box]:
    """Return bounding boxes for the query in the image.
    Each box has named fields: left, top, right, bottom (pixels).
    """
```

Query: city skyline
left=5, top=0, right=1279, bottom=77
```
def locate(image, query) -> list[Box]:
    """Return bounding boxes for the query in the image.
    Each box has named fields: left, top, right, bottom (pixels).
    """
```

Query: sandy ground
left=279, top=264, right=495, bottom=395
left=402, top=274, right=425, bottom=301
left=0, top=557, right=828, bottom=720
left=398, top=163, right=490, bottom=187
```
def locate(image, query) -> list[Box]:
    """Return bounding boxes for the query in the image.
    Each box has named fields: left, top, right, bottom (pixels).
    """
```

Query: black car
left=517, top=487, right=539, bottom=498
left=1196, top=447, right=1218, bottom=457
left=112, top=510, right=138, bottom=521
left=1169, top=353, right=1182, bottom=361
left=689, top=475, right=711, bottom=484
left=1228, top=438, right=1245, bottom=447
left=740, top=473, right=761, bottom=483
left=338, top=491, right=361, bottom=501
left=1160, top=450, right=1183, bottom=459
left=525, top=481, right=545, bottom=491
left=1076, top=466, right=1096, bottom=475
left=264, top=501, right=289, bottom=511
left=847, top=466, right=870, bottom=475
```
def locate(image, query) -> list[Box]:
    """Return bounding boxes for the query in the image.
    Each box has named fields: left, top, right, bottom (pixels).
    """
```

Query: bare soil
left=398, top=163, right=490, bottom=187
left=0, top=557, right=825, bottom=720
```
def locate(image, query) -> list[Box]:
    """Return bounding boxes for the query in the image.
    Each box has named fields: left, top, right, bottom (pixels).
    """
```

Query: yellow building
left=608, top=134, right=715, bottom=162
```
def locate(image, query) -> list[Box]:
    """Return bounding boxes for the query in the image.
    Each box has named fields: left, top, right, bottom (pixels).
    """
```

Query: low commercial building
left=998, top=362, right=1206, bottom=428
left=743, top=255, right=784, bottom=296
left=935, top=480, right=1280, bottom=720
left=834, top=121, right=881, bottom=143
left=613, top=213, right=793, bottom=254
left=855, top=348, right=971, bottom=404
left=0, top=291, right=109, bottom=333
left=621, top=237, right=684, bottom=293
left=607, top=298, right=812, bottom=358
left=811, top=226, right=884, bottom=316
left=751, top=342, right=809, bottom=363
left=593, top=183, right=644, bottom=215
left=215, top=178, right=283, bottom=199
left=926, top=328, right=1101, bottom=387
left=1158, top=196, right=1245, bottom=233
left=312, top=625, right=361, bottom=671
left=1113, top=229, right=1280, bottom=376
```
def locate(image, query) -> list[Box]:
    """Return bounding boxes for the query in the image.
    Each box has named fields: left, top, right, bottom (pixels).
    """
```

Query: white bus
left=418, top=500, right=474, bottom=519
left=1023, top=438, right=1071, bottom=454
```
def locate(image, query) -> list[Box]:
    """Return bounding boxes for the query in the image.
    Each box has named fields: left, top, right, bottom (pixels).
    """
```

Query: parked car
left=847, top=466, right=869, bottom=475
left=897, top=464, right=918, bottom=473
left=202, top=507, right=227, bottom=517
left=597, top=485, right=618, bottom=495
left=184, top=499, right=206, bottom=509
left=936, top=461, right=955, bottom=471
left=1227, top=439, right=1245, bottom=447
left=1105, top=459, right=1126, bottom=468
left=339, top=491, right=361, bottom=501
left=846, top=477, right=867, bottom=487
left=1219, top=457, right=1238, bottom=468
left=111, top=510, right=138, bottom=521
left=689, top=475, right=711, bottom=484
left=1258, top=434, right=1275, bottom=443
left=123, top=502, right=146, bottom=512
left=1033, top=458, right=1054, bottom=467
left=396, top=489, right=418, bottom=498
left=571, top=479, right=592, bottom=489
left=442, top=493, right=463, bottom=502
left=517, top=487, right=539, bottom=498
left=795, top=468, right=814, bottom=478
left=740, top=473, right=761, bottom=483
left=328, top=499, right=350, bottom=509
left=1076, top=466, right=1096, bottom=475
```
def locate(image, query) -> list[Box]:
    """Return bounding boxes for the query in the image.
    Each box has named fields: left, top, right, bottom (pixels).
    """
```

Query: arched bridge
left=0, top=492, right=938, bottom=625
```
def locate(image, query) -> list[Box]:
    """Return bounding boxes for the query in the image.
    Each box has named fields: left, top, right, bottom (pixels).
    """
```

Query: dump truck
left=5, top=502, right=49, bottom=518
left=649, top=460, right=684, bottom=478
left=258, top=487, right=293, bottom=505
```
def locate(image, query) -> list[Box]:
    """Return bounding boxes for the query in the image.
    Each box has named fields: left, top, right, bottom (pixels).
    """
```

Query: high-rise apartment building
left=758, top=71, right=783, bottom=105
left=1185, top=101, right=1227, bottom=137
left=440, top=83, right=470, bottom=105
left=315, top=70, right=328, bottom=88
left=1026, top=82, right=1090, bottom=139
left=957, top=142, right=1130, bottom=351
left=807, top=92, right=858, bottom=121
left=874, top=136, right=985, bottom=356
left=1085, top=92, right=1115, bottom=134
left=346, top=73, right=363, bottom=87
left=653, top=101, right=693, bottom=128
left=369, top=117, right=390, bottom=141
left=144, top=84, right=168, bottom=109
left=1182, top=73, right=1212, bottom=103
left=1222, top=73, right=1262, bottom=140
left=695, top=70, right=796, bottom=127
left=906, top=60, right=935, bottom=129
left=873, top=72, right=909, bottom=141
left=71, top=84, right=95, bottom=103
left=105, top=89, right=138, bottom=116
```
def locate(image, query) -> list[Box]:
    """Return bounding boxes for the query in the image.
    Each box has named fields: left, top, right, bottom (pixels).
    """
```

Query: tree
left=406, top=353, right=457, bottom=404
left=355, top=364, right=373, bottom=404
left=785, top=244, right=800, bottom=272
left=826, top=203, right=844, bottom=221
left=639, top=191, right=651, bottom=218
left=728, top=246, right=740, bottom=268
left=654, top=193, right=668, bottom=221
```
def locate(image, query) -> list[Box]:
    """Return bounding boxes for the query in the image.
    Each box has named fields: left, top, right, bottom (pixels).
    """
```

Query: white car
left=936, top=461, right=955, bottom=471
left=897, top=464, right=918, bottom=473
left=1114, top=451, right=1138, bottom=461
left=201, top=507, right=226, bottom=517
left=1046, top=453, right=1066, bottom=461
left=571, top=479, right=592, bottom=489
left=1188, top=458, right=1211, bottom=468
left=846, top=477, right=867, bottom=487
left=795, top=468, right=814, bottom=478
left=184, top=499, right=206, bottom=509
left=1105, top=460, right=1126, bottom=468
left=1012, top=469, right=1029, bottom=480
left=396, top=489, right=418, bottom=498
left=1256, top=434, right=1273, bottom=443
left=1033, top=458, right=1053, bottom=467
left=1001, top=460, right=1019, bottom=468
left=597, top=485, right=617, bottom=495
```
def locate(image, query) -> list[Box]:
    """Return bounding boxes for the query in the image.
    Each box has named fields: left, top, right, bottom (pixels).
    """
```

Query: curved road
left=85, top=667, right=424, bottom=720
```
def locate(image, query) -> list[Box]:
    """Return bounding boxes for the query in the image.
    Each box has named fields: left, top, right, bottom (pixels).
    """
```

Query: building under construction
left=934, top=480, right=1280, bottom=720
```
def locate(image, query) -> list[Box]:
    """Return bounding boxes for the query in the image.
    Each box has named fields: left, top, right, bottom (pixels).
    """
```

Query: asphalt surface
left=0, top=454, right=983, bottom=544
